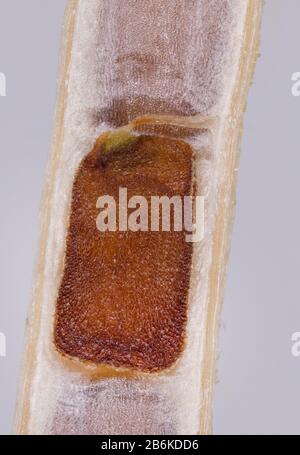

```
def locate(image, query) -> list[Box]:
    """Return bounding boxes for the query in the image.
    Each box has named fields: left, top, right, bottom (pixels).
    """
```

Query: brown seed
left=54, top=134, right=194, bottom=372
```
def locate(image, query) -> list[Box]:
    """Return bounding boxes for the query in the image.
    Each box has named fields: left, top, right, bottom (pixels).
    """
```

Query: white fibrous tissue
left=27, top=0, right=247, bottom=435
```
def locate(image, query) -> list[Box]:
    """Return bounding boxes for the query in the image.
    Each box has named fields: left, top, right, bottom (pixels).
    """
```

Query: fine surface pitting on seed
left=55, top=135, right=193, bottom=372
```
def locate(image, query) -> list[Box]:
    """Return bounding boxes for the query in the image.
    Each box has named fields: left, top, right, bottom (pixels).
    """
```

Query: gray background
left=0, top=0, right=299, bottom=435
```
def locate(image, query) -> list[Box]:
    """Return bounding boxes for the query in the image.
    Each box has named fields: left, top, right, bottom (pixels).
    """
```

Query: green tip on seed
left=101, top=127, right=138, bottom=156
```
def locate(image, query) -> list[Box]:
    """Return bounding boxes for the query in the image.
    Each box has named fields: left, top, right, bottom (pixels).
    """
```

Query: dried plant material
left=15, top=0, right=263, bottom=435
